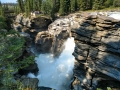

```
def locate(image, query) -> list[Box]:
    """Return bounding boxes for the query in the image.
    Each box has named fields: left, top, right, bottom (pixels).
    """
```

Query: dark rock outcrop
left=44, top=13, right=120, bottom=89
left=71, top=14, right=120, bottom=90
left=13, top=12, right=120, bottom=90
left=13, top=14, right=52, bottom=39
left=35, top=18, right=70, bottom=56
left=35, top=31, right=54, bottom=53
left=18, top=63, right=39, bottom=75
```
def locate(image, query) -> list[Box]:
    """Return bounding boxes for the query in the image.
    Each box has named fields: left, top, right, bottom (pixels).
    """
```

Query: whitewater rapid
left=28, top=11, right=120, bottom=90
left=28, top=37, right=75, bottom=90
left=108, top=12, right=120, bottom=20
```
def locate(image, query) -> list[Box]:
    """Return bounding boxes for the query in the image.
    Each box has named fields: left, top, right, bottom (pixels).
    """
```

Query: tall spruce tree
left=0, top=1, right=4, bottom=16
left=113, top=0, right=120, bottom=7
left=65, top=0, right=70, bottom=13
left=33, top=0, right=37, bottom=11
left=70, top=0, right=76, bottom=12
left=92, top=0, right=102, bottom=10
left=105, top=0, right=113, bottom=7
left=59, top=0, right=65, bottom=15
left=79, top=0, right=86, bottom=11
left=29, top=0, right=33, bottom=11
left=38, top=0, right=42, bottom=11
left=41, top=0, right=55, bottom=17
left=54, top=0, right=60, bottom=12
left=86, top=0, right=92, bottom=10
left=25, top=0, right=30, bottom=17
left=17, top=0, right=24, bottom=12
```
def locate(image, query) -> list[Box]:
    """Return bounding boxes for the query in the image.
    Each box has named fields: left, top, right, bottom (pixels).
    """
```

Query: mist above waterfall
left=28, top=37, right=75, bottom=90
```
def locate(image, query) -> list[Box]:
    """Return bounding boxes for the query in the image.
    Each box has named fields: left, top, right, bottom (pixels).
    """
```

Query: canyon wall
left=13, top=12, right=120, bottom=90
left=71, top=14, right=120, bottom=90
left=47, top=13, right=120, bottom=89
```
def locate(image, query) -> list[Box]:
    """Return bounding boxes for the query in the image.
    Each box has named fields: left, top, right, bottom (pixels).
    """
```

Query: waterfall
left=28, top=37, right=75, bottom=90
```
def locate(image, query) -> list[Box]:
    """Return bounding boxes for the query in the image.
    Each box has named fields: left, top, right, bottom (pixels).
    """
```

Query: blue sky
left=1, top=0, right=17, bottom=3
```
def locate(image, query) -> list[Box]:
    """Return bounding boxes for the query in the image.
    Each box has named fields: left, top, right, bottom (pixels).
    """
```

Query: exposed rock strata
left=13, top=12, right=120, bottom=89
left=44, top=13, right=120, bottom=89
left=13, top=14, right=52, bottom=39
left=71, top=14, right=120, bottom=89
left=35, top=18, right=70, bottom=56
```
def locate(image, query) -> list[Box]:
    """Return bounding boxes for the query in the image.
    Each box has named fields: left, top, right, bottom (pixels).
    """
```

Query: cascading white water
left=28, top=37, right=75, bottom=90
left=108, top=12, right=120, bottom=20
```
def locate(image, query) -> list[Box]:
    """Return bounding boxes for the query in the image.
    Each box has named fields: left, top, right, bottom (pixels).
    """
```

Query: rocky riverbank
left=46, top=12, right=120, bottom=89
left=71, top=14, right=120, bottom=90
left=13, top=12, right=120, bottom=90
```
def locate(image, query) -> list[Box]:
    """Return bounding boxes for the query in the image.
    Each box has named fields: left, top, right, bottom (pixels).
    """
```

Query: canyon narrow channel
left=28, top=37, right=75, bottom=90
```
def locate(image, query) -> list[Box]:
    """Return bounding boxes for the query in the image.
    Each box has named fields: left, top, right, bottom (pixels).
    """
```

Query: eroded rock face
left=13, top=14, right=52, bottom=39
left=35, top=18, right=70, bottom=56
left=35, top=31, right=54, bottom=53
left=71, top=14, right=120, bottom=89
left=14, top=12, right=120, bottom=89
left=41, top=12, right=120, bottom=89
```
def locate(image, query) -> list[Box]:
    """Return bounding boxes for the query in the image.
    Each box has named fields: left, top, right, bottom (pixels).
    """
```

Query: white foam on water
left=109, top=12, right=120, bottom=20
left=28, top=37, right=75, bottom=90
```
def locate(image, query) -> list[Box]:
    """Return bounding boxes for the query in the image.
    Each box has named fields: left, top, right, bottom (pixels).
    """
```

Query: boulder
left=20, top=77, right=39, bottom=90
left=15, top=13, right=23, bottom=24
left=35, top=31, right=54, bottom=53
left=13, top=23, right=23, bottom=32
left=35, top=18, right=71, bottom=56
left=13, top=14, right=52, bottom=41
left=31, top=16, right=52, bottom=29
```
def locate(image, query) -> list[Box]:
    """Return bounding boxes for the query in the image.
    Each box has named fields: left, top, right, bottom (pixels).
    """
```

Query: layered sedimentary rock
left=71, top=14, right=120, bottom=89
left=35, top=18, right=70, bottom=56
left=13, top=14, right=52, bottom=39
left=42, top=13, right=120, bottom=89
left=13, top=12, right=120, bottom=89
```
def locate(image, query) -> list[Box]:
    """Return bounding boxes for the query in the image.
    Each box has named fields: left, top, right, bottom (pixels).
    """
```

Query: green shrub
left=0, top=30, right=34, bottom=89
left=0, top=16, right=7, bottom=29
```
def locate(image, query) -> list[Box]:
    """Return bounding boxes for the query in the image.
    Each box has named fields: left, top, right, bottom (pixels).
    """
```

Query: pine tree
left=25, top=0, right=30, bottom=17
left=86, top=0, right=92, bottom=10
left=41, top=0, right=55, bottom=17
left=0, top=1, right=4, bottom=16
left=79, top=0, right=86, bottom=11
left=38, top=0, right=42, bottom=11
left=17, top=0, right=24, bottom=12
left=92, top=0, right=103, bottom=10
left=65, top=0, right=70, bottom=13
left=33, top=0, right=37, bottom=11
left=29, top=0, right=33, bottom=11
left=59, top=0, right=67, bottom=15
left=70, top=0, right=76, bottom=12
left=113, top=0, right=120, bottom=7
left=105, top=0, right=113, bottom=7
left=54, top=0, right=60, bottom=12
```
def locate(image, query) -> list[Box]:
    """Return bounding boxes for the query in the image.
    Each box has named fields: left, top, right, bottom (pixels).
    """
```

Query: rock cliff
left=71, top=14, right=120, bottom=90
left=13, top=14, right=52, bottom=39
left=13, top=12, right=120, bottom=90
left=46, top=13, right=120, bottom=89
left=35, top=18, right=70, bottom=56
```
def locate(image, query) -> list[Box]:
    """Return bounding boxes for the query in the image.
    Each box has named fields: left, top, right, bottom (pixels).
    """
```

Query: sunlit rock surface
left=71, top=13, right=120, bottom=90
left=13, top=14, right=52, bottom=39
left=35, top=18, right=70, bottom=56
left=28, top=12, right=120, bottom=90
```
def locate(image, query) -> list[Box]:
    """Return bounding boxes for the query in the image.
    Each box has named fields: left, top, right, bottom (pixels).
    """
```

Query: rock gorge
left=13, top=12, right=120, bottom=90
